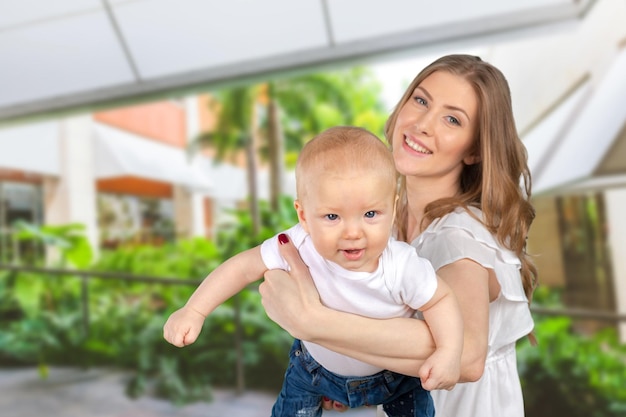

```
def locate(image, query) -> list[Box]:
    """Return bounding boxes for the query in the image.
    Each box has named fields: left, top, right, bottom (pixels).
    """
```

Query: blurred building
left=0, top=0, right=625, bottom=339
left=0, top=97, right=296, bottom=257
left=495, top=1, right=626, bottom=338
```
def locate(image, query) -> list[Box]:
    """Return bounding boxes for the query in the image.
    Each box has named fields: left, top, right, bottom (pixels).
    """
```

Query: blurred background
left=1, top=1, right=625, bottom=416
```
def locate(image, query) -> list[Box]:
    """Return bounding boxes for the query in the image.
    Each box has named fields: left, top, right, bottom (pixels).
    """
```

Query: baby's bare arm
left=163, top=246, right=267, bottom=347
left=418, top=276, right=464, bottom=390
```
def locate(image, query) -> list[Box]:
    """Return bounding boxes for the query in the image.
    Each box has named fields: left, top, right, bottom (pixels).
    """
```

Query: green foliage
left=518, top=293, right=626, bottom=417
left=270, top=67, right=388, bottom=166
left=0, top=195, right=299, bottom=404
left=1, top=221, right=95, bottom=368
left=216, top=195, right=298, bottom=256
left=194, top=86, right=259, bottom=162
left=13, top=221, right=93, bottom=268
left=94, top=237, right=220, bottom=280
left=0, top=269, right=87, bottom=369
left=10, top=198, right=626, bottom=413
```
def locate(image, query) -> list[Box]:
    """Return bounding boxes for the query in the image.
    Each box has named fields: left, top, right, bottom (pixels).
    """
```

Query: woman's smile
left=404, top=135, right=433, bottom=155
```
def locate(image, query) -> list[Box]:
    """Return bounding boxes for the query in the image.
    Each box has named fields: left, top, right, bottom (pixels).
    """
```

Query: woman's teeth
left=405, top=137, right=432, bottom=154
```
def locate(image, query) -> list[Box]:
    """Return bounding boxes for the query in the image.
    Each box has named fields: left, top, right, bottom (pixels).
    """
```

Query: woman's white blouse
left=379, top=207, right=534, bottom=417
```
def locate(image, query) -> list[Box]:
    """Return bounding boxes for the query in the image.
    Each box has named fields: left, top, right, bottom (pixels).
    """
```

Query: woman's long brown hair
left=385, top=54, right=538, bottom=303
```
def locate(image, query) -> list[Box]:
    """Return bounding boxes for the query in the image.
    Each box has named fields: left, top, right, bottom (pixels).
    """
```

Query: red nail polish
left=278, top=233, right=289, bottom=245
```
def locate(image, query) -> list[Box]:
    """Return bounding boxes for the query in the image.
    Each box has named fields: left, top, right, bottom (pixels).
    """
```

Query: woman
left=259, top=54, right=537, bottom=417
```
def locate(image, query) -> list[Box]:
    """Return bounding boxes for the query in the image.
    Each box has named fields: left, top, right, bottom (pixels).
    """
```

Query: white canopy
left=0, top=121, right=60, bottom=176
left=93, top=123, right=212, bottom=191
left=528, top=47, right=626, bottom=195
left=0, top=0, right=593, bottom=123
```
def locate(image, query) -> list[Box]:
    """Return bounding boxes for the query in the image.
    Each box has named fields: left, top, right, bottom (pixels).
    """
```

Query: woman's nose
left=415, top=110, right=435, bottom=135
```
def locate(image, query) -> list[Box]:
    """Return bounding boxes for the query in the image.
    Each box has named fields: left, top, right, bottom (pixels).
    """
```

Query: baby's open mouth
left=342, top=249, right=364, bottom=260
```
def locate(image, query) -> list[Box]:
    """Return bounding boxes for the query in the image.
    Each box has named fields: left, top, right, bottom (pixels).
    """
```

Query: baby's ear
left=294, top=200, right=309, bottom=232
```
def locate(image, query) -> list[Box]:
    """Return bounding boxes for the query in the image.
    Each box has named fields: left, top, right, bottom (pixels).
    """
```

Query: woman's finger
left=259, top=233, right=322, bottom=339
left=322, top=397, right=349, bottom=413
left=322, top=397, right=333, bottom=410
left=276, top=233, right=308, bottom=276
left=333, top=401, right=349, bottom=412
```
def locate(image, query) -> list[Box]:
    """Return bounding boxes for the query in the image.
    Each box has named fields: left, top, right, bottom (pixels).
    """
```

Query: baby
left=163, top=126, right=463, bottom=417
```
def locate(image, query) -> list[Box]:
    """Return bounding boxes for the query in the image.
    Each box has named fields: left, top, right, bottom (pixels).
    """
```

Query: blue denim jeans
left=271, top=339, right=434, bottom=417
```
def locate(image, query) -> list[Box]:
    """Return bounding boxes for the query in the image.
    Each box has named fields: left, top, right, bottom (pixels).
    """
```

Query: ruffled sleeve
left=412, top=207, right=528, bottom=303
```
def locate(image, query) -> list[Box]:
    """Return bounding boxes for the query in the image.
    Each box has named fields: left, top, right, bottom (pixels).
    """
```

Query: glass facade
left=0, top=181, right=43, bottom=264
left=97, top=193, right=175, bottom=248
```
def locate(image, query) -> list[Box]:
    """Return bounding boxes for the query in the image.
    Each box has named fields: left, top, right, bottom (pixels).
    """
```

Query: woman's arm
left=435, top=259, right=490, bottom=382
left=259, top=235, right=435, bottom=377
left=259, top=235, right=492, bottom=382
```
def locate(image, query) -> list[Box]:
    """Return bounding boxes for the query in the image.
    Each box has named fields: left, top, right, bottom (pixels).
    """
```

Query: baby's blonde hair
left=295, top=126, right=397, bottom=201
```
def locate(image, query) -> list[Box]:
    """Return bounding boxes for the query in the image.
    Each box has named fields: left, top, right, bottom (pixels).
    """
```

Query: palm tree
left=192, top=85, right=262, bottom=395
left=191, top=66, right=388, bottom=395
left=194, top=85, right=262, bottom=236
left=197, top=67, right=387, bottom=216
left=260, top=67, right=388, bottom=209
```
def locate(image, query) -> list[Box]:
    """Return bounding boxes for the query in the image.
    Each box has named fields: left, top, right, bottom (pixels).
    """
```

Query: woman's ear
left=463, top=151, right=481, bottom=166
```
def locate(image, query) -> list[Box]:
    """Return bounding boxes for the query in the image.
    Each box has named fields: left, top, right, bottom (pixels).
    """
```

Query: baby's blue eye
left=325, top=214, right=338, bottom=221
left=364, top=211, right=376, bottom=218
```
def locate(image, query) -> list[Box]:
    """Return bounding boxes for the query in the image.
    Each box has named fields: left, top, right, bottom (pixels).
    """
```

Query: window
left=97, top=193, right=175, bottom=248
left=0, top=181, right=43, bottom=263
left=557, top=193, right=616, bottom=330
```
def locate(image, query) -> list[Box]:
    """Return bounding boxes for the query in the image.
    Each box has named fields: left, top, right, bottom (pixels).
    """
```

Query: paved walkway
left=0, top=367, right=377, bottom=417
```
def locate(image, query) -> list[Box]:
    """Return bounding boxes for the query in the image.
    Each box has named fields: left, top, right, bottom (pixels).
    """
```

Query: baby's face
left=295, top=170, right=396, bottom=273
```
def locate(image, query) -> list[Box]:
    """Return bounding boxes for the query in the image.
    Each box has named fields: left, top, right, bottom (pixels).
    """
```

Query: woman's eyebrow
left=417, top=86, right=470, bottom=121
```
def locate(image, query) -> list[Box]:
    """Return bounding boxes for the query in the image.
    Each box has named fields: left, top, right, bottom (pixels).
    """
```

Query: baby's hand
left=163, top=306, right=206, bottom=347
left=418, top=348, right=461, bottom=391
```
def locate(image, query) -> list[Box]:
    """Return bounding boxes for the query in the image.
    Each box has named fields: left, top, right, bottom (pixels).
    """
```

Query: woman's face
left=391, top=70, right=479, bottom=187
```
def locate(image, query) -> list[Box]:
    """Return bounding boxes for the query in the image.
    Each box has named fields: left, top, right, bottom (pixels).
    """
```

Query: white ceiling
left=0, top=0, right=594, bottom=124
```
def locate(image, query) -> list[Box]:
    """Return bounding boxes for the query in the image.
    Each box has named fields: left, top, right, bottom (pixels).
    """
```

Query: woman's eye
left=414, top=96, right=427, bottom=106
left=447, top=116, right=460, bottom=126
left=364, top=211, right=377, bottom=219
left=325, top=214, right=338, bottom=221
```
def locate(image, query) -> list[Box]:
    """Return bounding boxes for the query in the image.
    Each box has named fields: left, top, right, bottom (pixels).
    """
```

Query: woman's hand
left=260, top=233, right=435, bottom=376
left=322, top=397, right=349, bottom=412
left=260, top=235, right=350, bottom=411
left=259, top=233, right=323, bottom=340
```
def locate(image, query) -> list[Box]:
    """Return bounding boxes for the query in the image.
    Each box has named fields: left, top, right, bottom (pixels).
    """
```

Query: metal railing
left=1, top=263, right=625, bottom=393
left=530, top=306, right=626, bottom=323
left=2, top=263, right=626, bottom=329
left=0, top=263, right=201, bottom=334
left=0, top=263, right=248, bottom=394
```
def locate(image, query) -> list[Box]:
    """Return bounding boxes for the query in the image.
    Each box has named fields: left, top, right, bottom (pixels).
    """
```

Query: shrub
left=519, top=289, right=626, bottom=417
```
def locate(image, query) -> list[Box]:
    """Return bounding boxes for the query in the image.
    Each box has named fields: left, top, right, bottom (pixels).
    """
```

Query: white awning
left=93, top=123, right=212, bottom=191
left=0, top=0, right=594, bottom=122
left=530, top=47, right=626, bottom=195
left=523, top=79, right=590, bottom=190
left=196, top=158, right=297, bottom=201
left=0, top=120, right=60, bottom=176
left=199, top=159, right=248, bottom=201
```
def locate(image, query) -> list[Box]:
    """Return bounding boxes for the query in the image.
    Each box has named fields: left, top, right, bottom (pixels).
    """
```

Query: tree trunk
left=245, top=136, right=260, bottom=237
left=233, top=293, right=244, bottom=395
left=267, top=95, right=284, bottom=211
